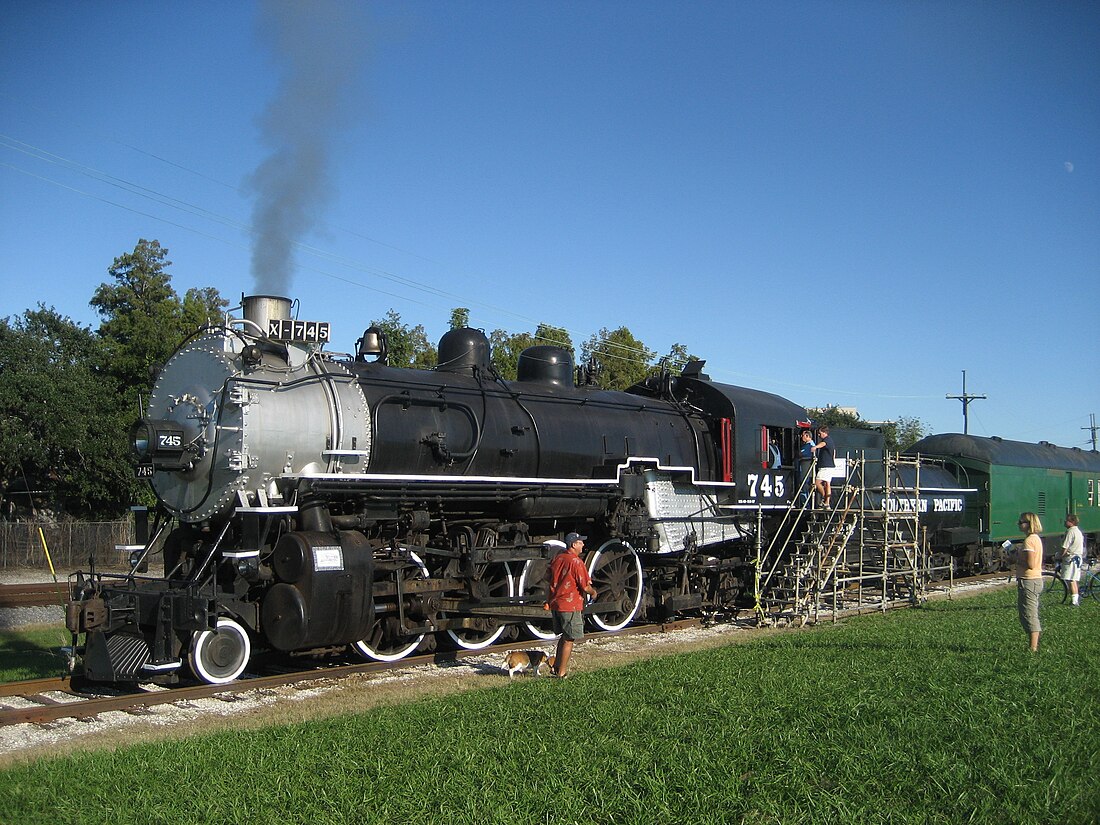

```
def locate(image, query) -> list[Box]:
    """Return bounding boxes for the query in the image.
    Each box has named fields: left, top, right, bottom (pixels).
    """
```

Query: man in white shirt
left=1060, top=513, right=1085, bottom=606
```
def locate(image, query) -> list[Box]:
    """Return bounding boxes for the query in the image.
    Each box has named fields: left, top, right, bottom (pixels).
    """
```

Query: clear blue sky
left=2, top=1, right=1097, bottom=448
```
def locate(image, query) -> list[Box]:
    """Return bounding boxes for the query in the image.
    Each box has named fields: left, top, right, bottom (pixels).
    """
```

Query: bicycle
left=1040, top=556, right=1099, bottom=605
left=1080, top=557, right=1100, bottom=602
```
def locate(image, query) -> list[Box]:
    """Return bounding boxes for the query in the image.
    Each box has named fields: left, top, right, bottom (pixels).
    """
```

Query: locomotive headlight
left=128, top=548, right=148, bottom=572
left=130, top=419, right=189, bottom=469
left=241, top=344, right=263, bottom=368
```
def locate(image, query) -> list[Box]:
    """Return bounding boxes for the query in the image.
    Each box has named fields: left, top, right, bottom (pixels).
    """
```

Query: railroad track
left=0, top=618, right=704, bottom=728
left=0, top=572, right=1013, bottom=729
left=0, top=581, right=70, bottom=609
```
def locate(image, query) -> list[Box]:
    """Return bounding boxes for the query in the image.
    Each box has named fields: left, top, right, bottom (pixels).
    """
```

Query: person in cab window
left=798, top=429, right=816, bottom=505
left=768, top=437, right=782, bottom=469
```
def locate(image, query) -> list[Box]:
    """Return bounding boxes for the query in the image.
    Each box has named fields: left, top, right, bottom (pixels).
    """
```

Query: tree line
left=0, top=240, right=226, bottom=521
left=0, top=238, right=925, bottom=522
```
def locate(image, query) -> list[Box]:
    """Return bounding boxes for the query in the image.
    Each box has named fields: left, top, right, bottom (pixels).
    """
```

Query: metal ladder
left=754, top=458, right=860, bottom=622
left=754, top=451, right=929, bottom=624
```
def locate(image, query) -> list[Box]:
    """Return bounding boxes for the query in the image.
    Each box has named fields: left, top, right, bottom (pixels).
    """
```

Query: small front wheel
left=190, top=617, right=251, bottom=685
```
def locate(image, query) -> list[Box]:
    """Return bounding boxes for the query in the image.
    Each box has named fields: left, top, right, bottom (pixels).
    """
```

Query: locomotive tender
left=66, top=295, right=967, bottom=685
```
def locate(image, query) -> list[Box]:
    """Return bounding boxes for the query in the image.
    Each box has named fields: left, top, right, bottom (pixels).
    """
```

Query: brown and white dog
left=502, top=650, right=555, bottom=679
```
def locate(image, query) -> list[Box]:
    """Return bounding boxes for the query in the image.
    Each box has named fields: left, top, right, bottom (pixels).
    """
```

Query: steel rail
left=0, top=582, right=70, bottom=609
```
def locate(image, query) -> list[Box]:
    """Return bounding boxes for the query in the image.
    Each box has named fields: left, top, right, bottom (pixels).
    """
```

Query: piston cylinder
left=261, top=531, right=375, bottom=650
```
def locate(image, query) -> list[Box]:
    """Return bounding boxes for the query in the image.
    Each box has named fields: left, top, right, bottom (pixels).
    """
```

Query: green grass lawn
left=2, top=588, right=1098, bottom=824
left=0, top=624, right=70, bottom=683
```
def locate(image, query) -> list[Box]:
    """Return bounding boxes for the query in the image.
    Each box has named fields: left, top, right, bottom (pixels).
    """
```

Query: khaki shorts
left=1060, top=556, right=1082, bottom=582
left=1017, top=578, right=1043, bottom=634
left=552, top=610, right=585, bottom=641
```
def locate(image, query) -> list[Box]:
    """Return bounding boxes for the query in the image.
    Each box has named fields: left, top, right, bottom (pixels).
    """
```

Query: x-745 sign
left=267, top=319, right=330, bottom=343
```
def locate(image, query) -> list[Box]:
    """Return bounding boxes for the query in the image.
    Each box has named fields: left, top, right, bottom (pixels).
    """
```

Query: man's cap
left=565, top=532, right=587, bottom=545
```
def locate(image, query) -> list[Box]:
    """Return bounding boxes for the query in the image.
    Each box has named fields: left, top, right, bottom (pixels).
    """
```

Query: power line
left=0, top=137, right=689, bottom=374
left=0, top=132, right=983, bottom=398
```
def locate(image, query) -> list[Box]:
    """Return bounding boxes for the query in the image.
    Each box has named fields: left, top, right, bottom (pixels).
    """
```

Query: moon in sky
left=1064, top=161, right=1074, bottom=173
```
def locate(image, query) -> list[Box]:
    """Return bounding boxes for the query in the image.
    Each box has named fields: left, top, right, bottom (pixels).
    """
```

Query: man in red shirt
left=547, top=532, right=597, bottom=678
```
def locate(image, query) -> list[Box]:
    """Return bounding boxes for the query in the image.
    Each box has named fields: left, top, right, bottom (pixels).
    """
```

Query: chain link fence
left=0, top=521, right=134, bottom=572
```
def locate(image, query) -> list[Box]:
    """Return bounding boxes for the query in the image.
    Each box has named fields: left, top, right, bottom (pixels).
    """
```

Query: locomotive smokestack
left=242, top=294, right=292, bottom=336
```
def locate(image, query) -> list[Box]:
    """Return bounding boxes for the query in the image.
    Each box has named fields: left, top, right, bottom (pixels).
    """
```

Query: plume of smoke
left=246, top=0, right=369, bottom=297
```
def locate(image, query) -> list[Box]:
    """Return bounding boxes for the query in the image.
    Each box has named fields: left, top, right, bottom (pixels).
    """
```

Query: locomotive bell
left=356, top=326, right=387, bottom=362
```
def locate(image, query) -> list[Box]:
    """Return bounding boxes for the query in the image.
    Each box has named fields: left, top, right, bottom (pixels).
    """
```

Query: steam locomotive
left=66, top=295, right=970, bottom=685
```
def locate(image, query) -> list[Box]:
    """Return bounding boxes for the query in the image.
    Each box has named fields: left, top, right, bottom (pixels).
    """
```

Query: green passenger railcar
left=909, top=434, right=1100, bottom=557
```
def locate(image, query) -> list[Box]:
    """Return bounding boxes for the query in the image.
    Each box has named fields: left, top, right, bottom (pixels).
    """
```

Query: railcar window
left=760, top=425, right=788, bottom=469
left=780, top=428, right=794, bottom=469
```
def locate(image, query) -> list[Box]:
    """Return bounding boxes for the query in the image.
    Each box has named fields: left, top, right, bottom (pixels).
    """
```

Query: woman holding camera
left=1015, top=511, right=1044, bottom=653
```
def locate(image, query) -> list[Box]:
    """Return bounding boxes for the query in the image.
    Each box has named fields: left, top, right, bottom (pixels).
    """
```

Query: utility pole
left=946, top=370, right=986, bottom=435
left=1084, top=413, right=1099, bottom=451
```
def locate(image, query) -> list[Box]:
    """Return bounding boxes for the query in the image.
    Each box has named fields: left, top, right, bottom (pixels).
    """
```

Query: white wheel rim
left=190, top=617, right=251, bottom=685
left=520, top=547, right=560, bottom=640
left=588, top=540, right=644, bottom=632
left=446, top=565, right=515, bottom=649
left=353, top=633, right=424, bottom=663
left=353, top=551, right=428, bottom=662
